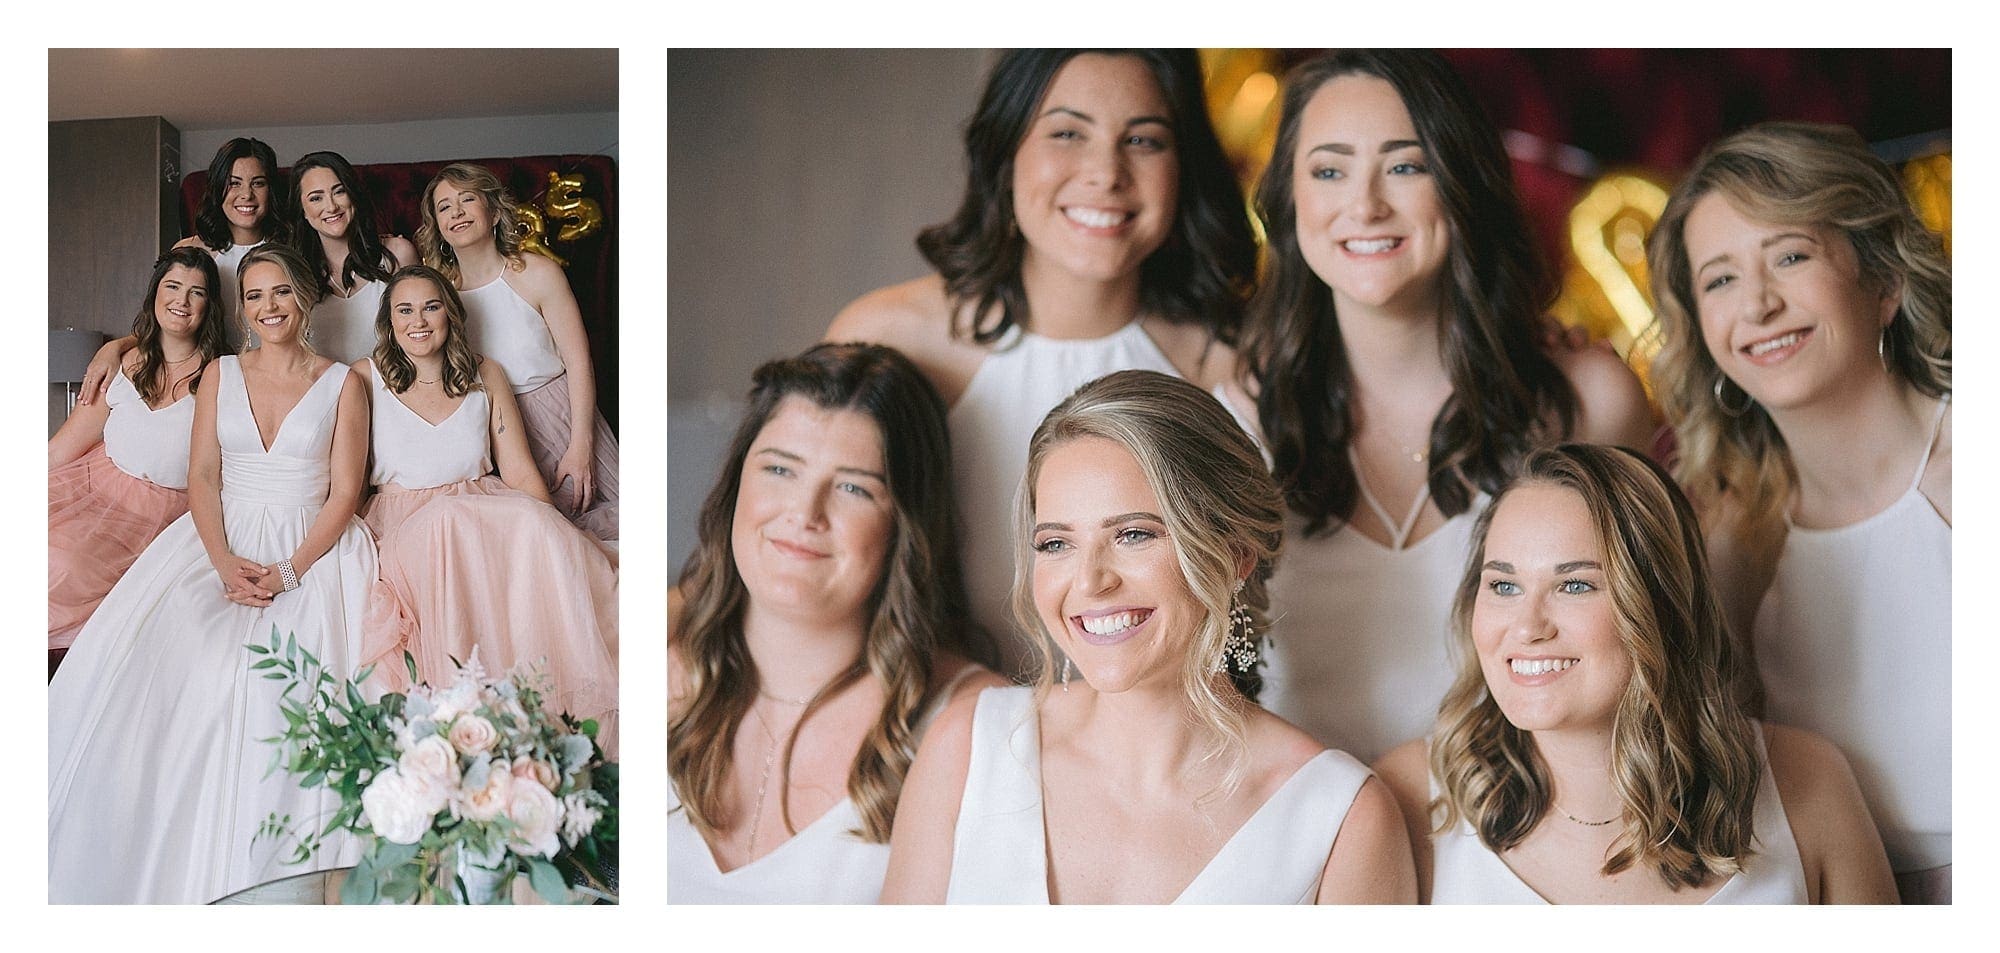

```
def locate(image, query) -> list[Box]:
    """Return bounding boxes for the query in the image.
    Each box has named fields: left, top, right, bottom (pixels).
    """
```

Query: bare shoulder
left=914, top=680, right=986, bottom=769
left=381, top=235, right=419, bottom=269
left=1370, top=738, right=1432, bottom=808
left=828, top=275, right=986, bottom=404
left=349, top=357, right=374, bottom=381
left=172, top=235, right=203, bottom=250
left=931, top=650, right=1008, bottom=702
left=829, top=276, right=947, bottom=341
left=1763, top=722, right=1861, bottom=805
left=475, top=355, right=514, bottom=392
left=1243, top=706, right=1334, bottom=780
left=1138, top=317, right=1236, bottom=389
left=509, top=251, right=565, bottom=289
left=1549, top=341, right=1657, bottom=450
left=1921, top=397, right=1951, bottom=524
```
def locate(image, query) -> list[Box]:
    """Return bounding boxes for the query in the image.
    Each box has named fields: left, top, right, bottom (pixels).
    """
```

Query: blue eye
left=837, top=481, right=875, bottom=500
left=1559, top=579, right=1596, bottom=595
left=760, top=464, right=793, bottom=478
left=1777, top=251, right=1808, bottom=266
left=1388, top=161, right=1429, bottom=175
left=1034, top=537, right=1070, bottom=554
left=1309, top=167, right=1343, bottom=181
left=1116, top=527, right=1158, bottom=545
left=1703, top=274, right=1735, bottom=293
left=1487, top=579, right=1521, bottom=596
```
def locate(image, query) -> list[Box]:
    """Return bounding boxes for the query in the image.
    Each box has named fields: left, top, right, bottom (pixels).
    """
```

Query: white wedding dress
left=48, top=356, right=376, bottom=904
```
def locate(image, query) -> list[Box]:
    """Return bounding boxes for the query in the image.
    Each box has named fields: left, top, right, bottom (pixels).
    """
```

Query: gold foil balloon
left=544, top=171, right=604, bottom=243
left=514, top=205, right=567, bottom=267
left=1551, top=172, right=1670, bottom=402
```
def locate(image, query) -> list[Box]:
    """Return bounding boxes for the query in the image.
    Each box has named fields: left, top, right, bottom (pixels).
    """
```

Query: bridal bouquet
left=251, top=630, right=618, bottom=904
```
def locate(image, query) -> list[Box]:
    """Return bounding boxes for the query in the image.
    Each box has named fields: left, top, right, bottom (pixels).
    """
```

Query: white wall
left=184, top=111, right=619, bottom=168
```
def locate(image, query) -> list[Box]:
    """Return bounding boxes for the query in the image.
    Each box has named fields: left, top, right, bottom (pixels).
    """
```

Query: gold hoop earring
left=1712, top=375, right=1753, bottom=417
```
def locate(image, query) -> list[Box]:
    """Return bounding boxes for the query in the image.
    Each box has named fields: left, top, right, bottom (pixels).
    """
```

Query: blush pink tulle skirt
left=516, top=373, right=619, bottom=542
left=360, top=476, right=620, bottom=756
left=48, top=444, right=189, bottom=650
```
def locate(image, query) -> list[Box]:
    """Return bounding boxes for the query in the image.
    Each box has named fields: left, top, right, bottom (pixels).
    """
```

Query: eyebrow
left=1040, top=106, right=1174, bottom=130
left=1033, top=511, right=1164, bottom=534
left=1481, top=559, right=1603, bottom=574
left=751, top=447, right=886, bottom=482
left=1307, top=139, right=1423, bottom=157
left=1695, top=231, right=1823, bottom=276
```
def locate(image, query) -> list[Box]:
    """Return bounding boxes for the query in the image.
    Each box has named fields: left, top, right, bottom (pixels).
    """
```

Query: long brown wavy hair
left=1242, top=50, right=1578, bottom=537
left=670, top=343, right=985, bottom=844
left=917, top=49, right=1257, bottom=345
left=1429, top=444, right=1762, bottom=889
left=129, top=246, right=226, bottom=406
left=416, top=162, right=525, bottom=286
left=372, top=266, right=482, bottom=398
left=1648, top=121, right=1952, bottom=566
left=1013, top=370, right=1284, bottom=794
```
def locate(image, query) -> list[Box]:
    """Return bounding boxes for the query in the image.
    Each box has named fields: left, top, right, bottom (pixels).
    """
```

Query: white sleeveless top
left=1430, top=725, right=1810, bottom=904
left=1262, top=480, right=1487, bottom=764
left=949, top=319, right=1186, bottom=675
left=458, top=272, right=563, bottom=393
left=944, top=685, right=1372, bottom=904
left=211, top=241, right=260, bottom=351
left=667, top=666, right=979, bottom=903
left=363, top=359, right=492, bottom=489
left=102, top=369, right=196, bottom=489
left=1755, top=395, right=1951, bottom=874
left=312, top=276, right=386, bottom=365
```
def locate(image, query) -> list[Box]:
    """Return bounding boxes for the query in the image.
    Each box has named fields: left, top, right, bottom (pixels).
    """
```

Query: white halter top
left=943, top=685, right=1372, bottom=903
left=312, top=276, right=386, bottom=365
left=1755, top=395, right=1951, bottom=873
left=102, top=369, right=196, bottom=489
left=458, top=272, right=563, bottom=393
left=363, top=359, right=492, bottom=489
left=1429, top=725, right=1810, bottom=904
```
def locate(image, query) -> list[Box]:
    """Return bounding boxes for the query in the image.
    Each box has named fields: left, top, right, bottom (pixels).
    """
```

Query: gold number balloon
left=544, top=171, right=604, bottom=243
left=514, top=205, right=568, bottom=267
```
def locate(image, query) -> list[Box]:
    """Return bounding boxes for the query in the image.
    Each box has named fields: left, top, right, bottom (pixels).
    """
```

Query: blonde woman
left=1647, top=122, right=1951, bottom=903
left=418, top=162, right=617, bottom=540
left=1374, top=444, right=1894, bottom=904
left=884, top=370, right=1413, bottom=904
left=50, top=243, right=376, bottom=903
left=668, top=343, right=1000, bottom=903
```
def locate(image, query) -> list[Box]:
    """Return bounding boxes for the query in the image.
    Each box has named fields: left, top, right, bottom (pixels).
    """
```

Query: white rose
left=448, top=715, right=499, bottom=755
left=399, top=735, right=460, bottom=792
left=456, top=762, right=513, bottom=822
left=560, top=793, right=602, bottom=846
left=361, top=769, right=442, bottom=845
left=506, top=780, right=564, bottom=859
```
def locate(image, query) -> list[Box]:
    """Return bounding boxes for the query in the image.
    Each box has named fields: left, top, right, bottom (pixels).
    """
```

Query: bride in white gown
left=48, top=244, right=376, bottom=904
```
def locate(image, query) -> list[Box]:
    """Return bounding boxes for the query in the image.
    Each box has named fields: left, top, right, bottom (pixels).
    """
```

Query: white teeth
left=1064, top=207, right=1127, bottom=229
left=1343, top=238, right=1400, bottom=254
left=1747, top=331, right=1804, bottom=356
left=1511, top=658, right=1577, bottom=676
left=1080, top=610, right=1148, bottom=635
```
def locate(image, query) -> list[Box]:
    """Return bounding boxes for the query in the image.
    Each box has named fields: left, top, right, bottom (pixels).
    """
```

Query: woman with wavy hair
left=1240, top=49, right=1655, bottom=763
left=49, top=247, right=226, bottom=667
left=668, top=343, right=1001, bottom=903
left=1648, top=121, right=1952, bottom=903
left=51, top=242, right=376, bottom=903
left=78, top=137, right=286, bottom=398
left=354, top=265, right=619, bottom=755
left=1374, top=444, right=1894, bottom=904
left=884, top=370, right=1413, bottom=904
left=827, top=49, right=1258, bottom=674
left=286, top=150, right=420, bottom=362
left=418, top=162, right=617, bottom=540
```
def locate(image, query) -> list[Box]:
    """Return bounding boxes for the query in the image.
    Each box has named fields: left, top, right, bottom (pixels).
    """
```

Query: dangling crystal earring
left=1220, top=580, right=1258, bottom=673
left=1712, top=375, right=1752, bottom=417
left=1060, top=656, right=1072, bottom=693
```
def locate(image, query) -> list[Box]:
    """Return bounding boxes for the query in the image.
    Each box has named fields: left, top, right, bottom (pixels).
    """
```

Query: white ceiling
left=48, top=49, right=618, bottom=130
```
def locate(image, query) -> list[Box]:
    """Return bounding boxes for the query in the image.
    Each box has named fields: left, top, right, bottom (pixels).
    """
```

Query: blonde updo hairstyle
left=1648, top=121, right=1951, bottom=563
left=237, top=243, right=323, bottom=352
left=1012, top=370, right=1284, bottom=792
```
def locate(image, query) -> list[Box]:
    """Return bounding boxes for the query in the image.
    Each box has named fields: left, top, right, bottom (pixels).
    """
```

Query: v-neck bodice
left=363, top=359, right=492, bottom=490
left=943, top=686, right=1372, bottom=904
left=216, top=356, right=349, bottom=505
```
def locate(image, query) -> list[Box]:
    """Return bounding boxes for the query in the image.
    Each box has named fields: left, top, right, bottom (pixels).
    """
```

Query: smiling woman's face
left=729, top=396, right=897, bottom=626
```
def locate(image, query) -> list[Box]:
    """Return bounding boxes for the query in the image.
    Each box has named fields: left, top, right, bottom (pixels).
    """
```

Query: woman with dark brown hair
left=668, top=343, right=1001, bottom=903
left=827, top=49, right=1258, bottom=674
left=1240, top=49, right=1655, bottom=763
left=287, top=150, right=420, bottom=362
